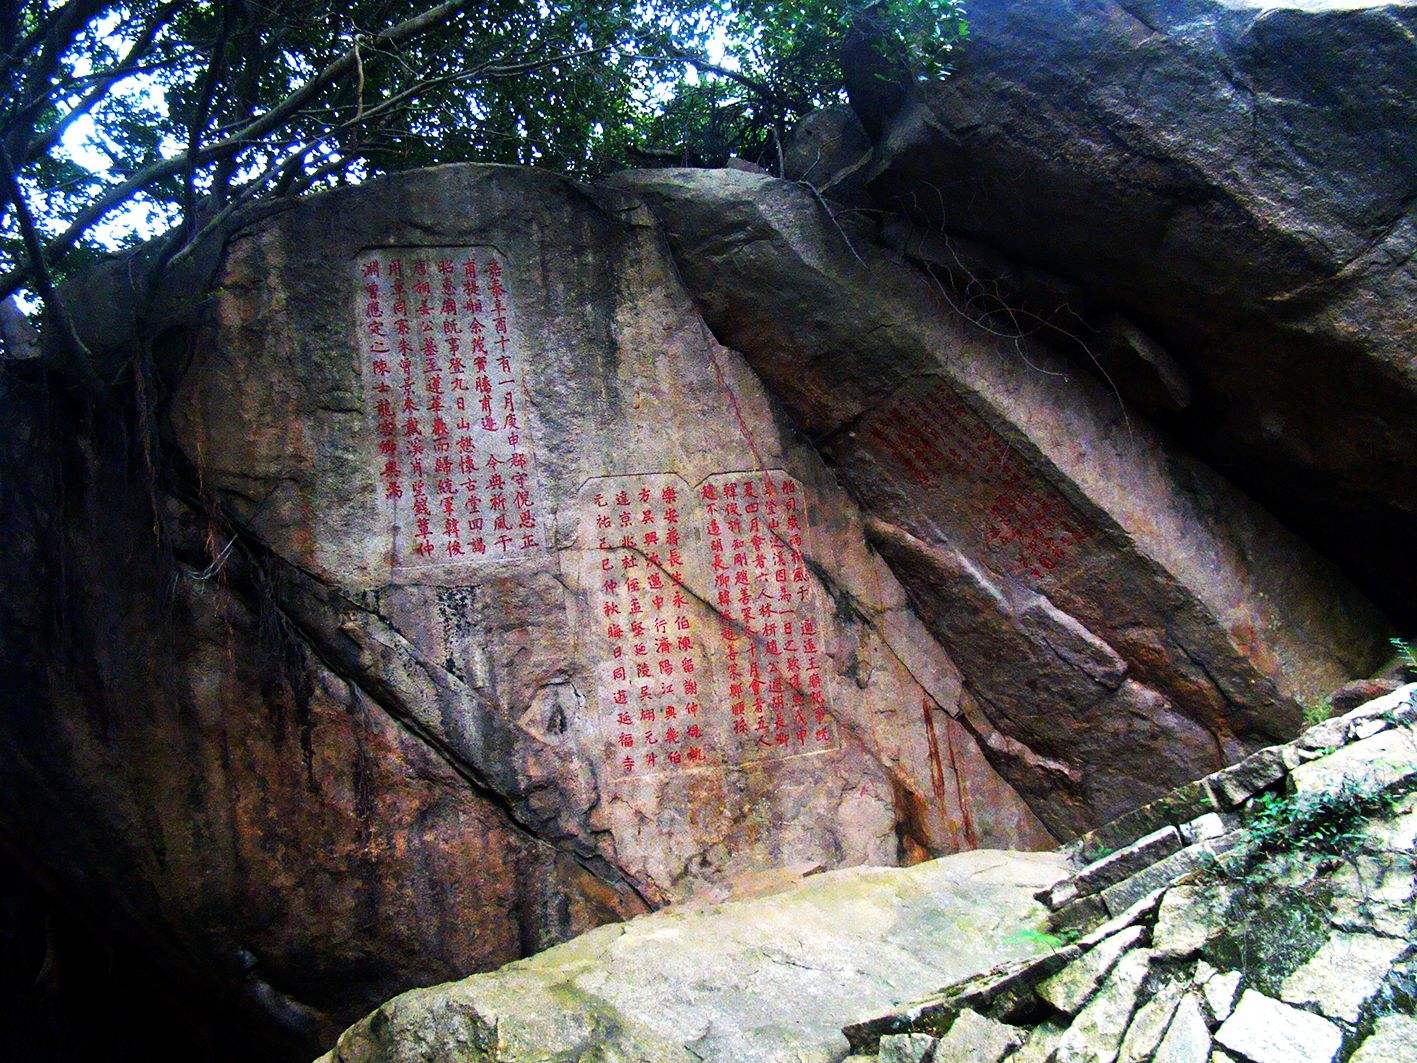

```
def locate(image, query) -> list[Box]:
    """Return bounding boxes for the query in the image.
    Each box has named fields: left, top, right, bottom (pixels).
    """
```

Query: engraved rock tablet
left=354, top=248, right=548, bottom=571
left=567, top=469, right=840, bottom=786
left=572, top=472, right=717, bottom=779
left=699, top=470, right=834, bottom=761
left=863, top=377, right=1090, bottom=582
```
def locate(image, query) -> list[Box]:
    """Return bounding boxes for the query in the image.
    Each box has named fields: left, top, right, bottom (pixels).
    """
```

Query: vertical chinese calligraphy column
left=700, top=471, right=834, bottom=764
left=354, top=259, right=403, bottom=524
left=354, top=249, right=550, bottom=572
left=570, top=474, right=721, bottom=782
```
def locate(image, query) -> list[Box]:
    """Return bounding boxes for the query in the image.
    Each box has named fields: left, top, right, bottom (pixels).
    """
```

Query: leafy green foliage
left=1302, top=698, right=1333, bottom=728
left=1392, top=637, right=1417, bottom=675
left=1007, top=925, right=1080, bottom=952
left=1246, top=780, right=1400, bottom=860
left=1, top=0, right=969, bottom=309
left=677, top=0, right=967, bottom=165
left=4, top=0, right=715, bottom=282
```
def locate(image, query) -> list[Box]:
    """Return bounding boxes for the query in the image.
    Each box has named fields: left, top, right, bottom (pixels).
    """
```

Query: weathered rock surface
left=839, top=686, right=1417, bottom=1063
left=865, top=0, right=1417, bottom=614
left=781, top=104, right=873, bottom=204
left=612, top=166, right=1388, bottom=836
left=1350, top=1013, right=1417, bottom=1063
left=1215, top=991, right=1342, bottom=1063
left=2, top=14, right=1409, bottom=1045
left=1, top=164, right=1051, bottom=1056
left=316, top=850, right=1066, bottom=1063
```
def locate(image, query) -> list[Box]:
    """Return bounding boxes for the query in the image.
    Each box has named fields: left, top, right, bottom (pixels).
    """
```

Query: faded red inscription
left=701, top=471, right=833, bottom=759
left=866, top=379, right=1088, bottom=581
left=355, top=249, right=547, bottom=570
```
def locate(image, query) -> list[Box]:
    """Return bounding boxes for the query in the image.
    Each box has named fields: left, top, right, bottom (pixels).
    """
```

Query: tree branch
left=11, top=0, right=111, bottom=116
left=636, top=50, right=794, bottom=109
left=0, top=140, right=104, bottom=392
left=14, top=0, right=187, bottom=166
left=0, top=0, right=474, bottom=301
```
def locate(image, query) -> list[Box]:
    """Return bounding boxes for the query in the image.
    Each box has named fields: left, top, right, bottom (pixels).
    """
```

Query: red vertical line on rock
left=922, top=698, right=978, bottom=851
left=943, top=709, right=978, bottom=850
left=919, top=697, right=958, bottom=849
left=705, top=346, right=768, bottom=474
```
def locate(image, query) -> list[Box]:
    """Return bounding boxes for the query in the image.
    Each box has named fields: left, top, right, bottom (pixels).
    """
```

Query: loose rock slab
left=1350, top=1013, right=1417, bottom=1063
left=317, top=850, right=1066, bottom=1063
left=1152, top=994, right=1212, bottom=1063
left=1279, top=932, right=1408, bottom=1023
left=932, top=1008, right=1025, bottom=1063
left=1214, top=990, right=1342, bottom=1063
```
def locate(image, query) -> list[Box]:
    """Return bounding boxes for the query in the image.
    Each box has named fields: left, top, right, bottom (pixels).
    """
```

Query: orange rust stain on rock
left=1228, top=618, right=1281, bottom=679
left=921, top=698, right=978, bottom=852
left=1110, top=625, right=1230, bottom=738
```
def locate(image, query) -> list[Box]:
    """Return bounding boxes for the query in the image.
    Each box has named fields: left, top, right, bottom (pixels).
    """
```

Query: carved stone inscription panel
left=569, top=470, right=834, bottom=782
left=354, top=247, right=549, bottom=573
left=700, top=471, right=834, bottom=763
left=575, top=473, right=718, bottom=780
left=864, top=377, right=1090, bottom=582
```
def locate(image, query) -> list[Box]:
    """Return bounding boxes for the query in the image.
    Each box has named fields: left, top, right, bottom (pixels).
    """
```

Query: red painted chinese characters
left=701, top=471, right=833, bottom=760
left=583, top=474, right=713, bottom=779
left=574, top=470, right=833, bottom=783
left=355, top=250, right=547, bottom=570
left=867, top=379, right=1089, bottom=581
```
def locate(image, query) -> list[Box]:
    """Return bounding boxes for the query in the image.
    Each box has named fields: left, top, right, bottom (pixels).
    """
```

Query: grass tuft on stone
left=1246, top=779, right=1402, bottom=861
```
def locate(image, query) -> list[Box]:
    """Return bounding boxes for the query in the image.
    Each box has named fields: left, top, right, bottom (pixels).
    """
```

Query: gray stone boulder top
left=844, top=684, right=1417, bottom=1062
left=319, top=687, right=1416, bottom=1062
left=317, top=849, right=1067, bottom=1063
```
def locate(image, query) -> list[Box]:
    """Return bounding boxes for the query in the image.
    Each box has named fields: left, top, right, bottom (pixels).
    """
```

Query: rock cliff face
left=613, top=167, right=1384, bottom=835
left=2, top=165, right=1053, bottom=1054
left=865, top=0, right=1417, bottom=615
left=0, top=4, right=1408, bottom=1056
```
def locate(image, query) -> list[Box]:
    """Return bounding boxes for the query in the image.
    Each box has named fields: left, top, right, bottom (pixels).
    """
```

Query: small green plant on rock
left=1209, top=776, right=1410, bottom=995
left=1392, top=637, right=1417, bottom=676
left=1302, top=698, right=1333, bottom=727
left=1008, top=926, right=1079, bottom=952
left=1247, top=779, right=1400, bottom=861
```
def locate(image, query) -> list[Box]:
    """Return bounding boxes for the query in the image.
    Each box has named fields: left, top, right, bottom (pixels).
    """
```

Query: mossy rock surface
left=318, top=850, right=1067, bottom=1063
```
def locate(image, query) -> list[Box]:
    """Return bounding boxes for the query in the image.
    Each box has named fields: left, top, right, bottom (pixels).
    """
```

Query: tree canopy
left=0, top=0, right=966, bottom=343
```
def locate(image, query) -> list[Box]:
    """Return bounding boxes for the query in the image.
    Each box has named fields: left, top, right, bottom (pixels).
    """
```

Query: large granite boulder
left=864, top=0, right=1417, bottom=614
left=611, top=167, right=1388, bottom=836
left=1, top=137, right=1402, bottom=1055
left=317, top=849, right=1068, bottom=1063
left=0, top=164, right=1050, bottom=1055
left=319, top=686, right=1417, bottom=1063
